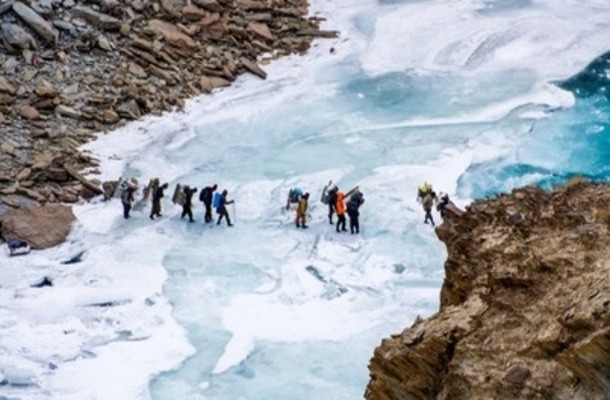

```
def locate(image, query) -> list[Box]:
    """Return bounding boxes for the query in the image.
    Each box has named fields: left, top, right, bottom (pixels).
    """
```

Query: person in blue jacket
left=216, top=189, right=234, bottom=226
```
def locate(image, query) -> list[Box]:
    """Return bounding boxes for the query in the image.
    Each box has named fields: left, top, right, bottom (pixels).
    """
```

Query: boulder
left=161, top=0, right=184, bottom=16
left=34, top=80, right=58, bottom=97
left=19, top=104, right=40, bottom=120
left=192, top=0, right=223, bottom=12
left=72, top=6, right=121, bottom=31
left=2, top=22, right=37, bottom=49
left=248, top=22, right=273, bottom=41
left=0, top=204, right=75, bottom=249
left=0, top=77, right=16, bottom=94
left=240, top=56, right=267, bottom=79
left=0, top=0, right=15, bottom=15
left=12, top=1, right=58, bottom=44
left=148, top=19, right=197, bottom=49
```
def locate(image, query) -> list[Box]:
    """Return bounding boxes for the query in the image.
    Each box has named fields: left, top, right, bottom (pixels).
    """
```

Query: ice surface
left=2, top=0, right=610, bottom=399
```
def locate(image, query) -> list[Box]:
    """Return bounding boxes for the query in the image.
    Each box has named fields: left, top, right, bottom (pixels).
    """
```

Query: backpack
left=213, top=192, right=222, bottom=210
left=199, top=187, right=208, bottom=202
left=290, top=187, right=302, bottom=203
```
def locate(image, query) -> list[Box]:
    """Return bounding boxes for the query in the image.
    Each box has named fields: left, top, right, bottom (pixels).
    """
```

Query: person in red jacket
left=335, top=191, right=347, bottom=233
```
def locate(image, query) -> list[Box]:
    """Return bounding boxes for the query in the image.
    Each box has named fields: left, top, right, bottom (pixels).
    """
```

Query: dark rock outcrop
left=366, top=180, right=610, bottom=400
left=1, top=203, right=75, bottom=249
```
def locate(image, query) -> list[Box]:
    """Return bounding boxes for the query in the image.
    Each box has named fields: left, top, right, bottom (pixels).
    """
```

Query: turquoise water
left=141, top=1, right=610, bottom=399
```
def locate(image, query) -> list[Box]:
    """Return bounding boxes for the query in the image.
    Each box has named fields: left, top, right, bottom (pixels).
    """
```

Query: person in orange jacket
left=335, top=191, right=347, bottom=232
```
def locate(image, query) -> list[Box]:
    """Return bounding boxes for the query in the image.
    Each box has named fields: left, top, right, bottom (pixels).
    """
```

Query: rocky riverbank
left=365, top=180, right=610, bottom=399
left=0, top=0, right=335, bottom=242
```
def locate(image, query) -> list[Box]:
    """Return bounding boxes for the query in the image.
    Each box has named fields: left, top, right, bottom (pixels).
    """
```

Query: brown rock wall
left=366, top=181, right=610, bottom=400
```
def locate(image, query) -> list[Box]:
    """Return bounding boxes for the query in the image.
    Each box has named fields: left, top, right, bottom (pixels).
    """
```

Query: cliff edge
left=366, top=180, right=610, bottom=400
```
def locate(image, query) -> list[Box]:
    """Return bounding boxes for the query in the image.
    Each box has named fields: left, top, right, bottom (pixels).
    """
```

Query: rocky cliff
left=366, top=180, right=610, bottom=400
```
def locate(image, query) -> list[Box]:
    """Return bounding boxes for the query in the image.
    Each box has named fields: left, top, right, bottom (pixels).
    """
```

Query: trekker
left=121, top=185, right=136, bottom=219
left=327, top=184, right=338, bottom=224
left=417, top=181, right=433, bottom=202
left=181, top=185, right=198, bottom=223
left=423, top=191, right=436, bottom=226
left=150, top=182, right=168, bottom=220
left=295, top=192, right=310, bottom=229
left=346, top=190, right=365, bottom=234
left=335, top=191, right=347, bottom=233
left=199, top=184, right=217, bottom=223
left=286, top=187, right=303, bottom=211
left=216, top=189, right=234, bottom=226
left=436, top=192, right=450, bottom=219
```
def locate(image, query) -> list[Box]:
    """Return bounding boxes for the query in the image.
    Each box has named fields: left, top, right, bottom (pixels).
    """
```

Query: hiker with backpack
left=335, top=191, right=347, bottom=233
left=346, top=189, right=365, bottom=234
left=423, top=191, right=437, bottom=226
left=121, top=184, right=137, bottom=219
left=150, top=182, right=169, bottom=220
left=326, top=184, right=339, bottom=225
left=199, top=184, right=218, bottom=223
left=295, top=192, right=310, bottom=229
left=216, top=189, right=234, bottom=226
left=181, top=185, right=198, bottom=223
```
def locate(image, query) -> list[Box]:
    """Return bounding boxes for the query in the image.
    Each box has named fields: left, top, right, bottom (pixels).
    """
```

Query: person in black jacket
left=327, top=185, right=338, bottom=225
left=199, top=184, right=217, bottom=223
left=121, top=186, right=136, bottom=219
left=181, top=185, right=198, bottom=223
left=346, top=190, right=365, bottom=234
left=150, top=182, right=168, bottom=220
left=217, top=189, right=234, bottom=226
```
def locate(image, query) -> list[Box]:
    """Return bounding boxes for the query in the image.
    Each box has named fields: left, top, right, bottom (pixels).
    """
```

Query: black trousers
left=348, top=210, right=359, bottom=234
left=150, top=200, right=161, bottom=218
left=122, top=202, right=131, bottom=219
left=424, top=208, right=435, bottom=226
left=328, top=203, right=335, bottom=223
left=181, top=204, right=194, bottom=222
left=204, top=202, right=212, bottom=223
left=217, top=208, right=232, bottom=225
left=336, top=214, right=346, bottom=232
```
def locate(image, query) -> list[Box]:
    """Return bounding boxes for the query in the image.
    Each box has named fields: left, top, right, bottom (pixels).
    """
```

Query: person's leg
left=226, top=211, right=233, bottom=226
left=123, top=203, right=130, bottom=219
left=355, top=215, right=360, bottom=233
left=205, top=204, right=211, bottom=222
left=187, top=207, right=194, bottom=222
left=328, top=204, right=334, bottom=224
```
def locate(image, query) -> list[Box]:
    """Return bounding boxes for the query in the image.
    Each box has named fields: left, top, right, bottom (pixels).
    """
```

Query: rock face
left=366, top=180, right=610, bottom=400
left=0, top=204, right=75, bottom=249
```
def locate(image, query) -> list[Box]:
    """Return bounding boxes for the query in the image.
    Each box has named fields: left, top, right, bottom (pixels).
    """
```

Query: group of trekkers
left=285, top=183, right=366, bottom=234
left=115, top=177, right=447, bottom=231
left=116, top=178, right=235, bottom=226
